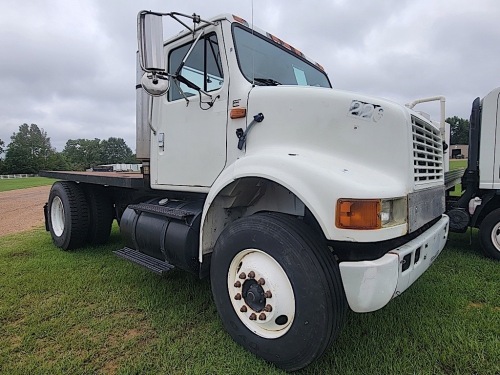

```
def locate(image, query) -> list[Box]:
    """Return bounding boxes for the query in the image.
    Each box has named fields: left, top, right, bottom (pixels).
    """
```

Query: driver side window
left=168, top=33, right=224, bottom=101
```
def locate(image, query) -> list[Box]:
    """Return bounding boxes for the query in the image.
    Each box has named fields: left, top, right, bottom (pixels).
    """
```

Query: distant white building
left=91, top=164, right=142, bottom=172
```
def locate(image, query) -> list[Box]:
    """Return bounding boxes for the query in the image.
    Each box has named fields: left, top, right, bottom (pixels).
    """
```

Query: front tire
left=47, top=181, right=89, bottom=250
left=479, top=208, right=500, bottom=260
left=210, top=213, right=346, bottom=371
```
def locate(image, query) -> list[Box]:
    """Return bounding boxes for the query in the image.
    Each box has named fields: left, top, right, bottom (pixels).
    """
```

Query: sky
left=0, top=0, right=499, bottom=152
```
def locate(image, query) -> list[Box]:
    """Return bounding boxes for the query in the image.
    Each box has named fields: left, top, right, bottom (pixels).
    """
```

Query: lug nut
left=240, top=305, right=247, bottom=312
left=248, top=271, right=255, bottom=279
left=264, top=291, right=272, bottom=298
left=234, top=293, right=242, bottom=300
left=249, top=313, right=257, bottom=320
left=239, top=272, right=246, bottom=279
left=264, top=304, right=273, bottom=312
left=234, top=281, right=241, bottom=288
left=257, top=278, right=265, bottom=285
left=259, top=313, right=267, bottom=321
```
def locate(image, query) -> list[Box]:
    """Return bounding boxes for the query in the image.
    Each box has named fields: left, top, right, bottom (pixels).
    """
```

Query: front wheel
left=210, top=213, right=346, bottom=371
left=479, top=208, right=500, bottom=260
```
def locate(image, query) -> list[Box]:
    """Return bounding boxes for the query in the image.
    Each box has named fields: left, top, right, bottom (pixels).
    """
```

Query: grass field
left=449, top=159, right=467, bottom=171
left=0, top=177, right=57, bottom=192
left=0, top=224, right=498, bottom=374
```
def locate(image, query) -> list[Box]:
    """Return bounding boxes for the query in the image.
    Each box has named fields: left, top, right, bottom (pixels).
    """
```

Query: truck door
left=152, top=29, right=228, bottom=188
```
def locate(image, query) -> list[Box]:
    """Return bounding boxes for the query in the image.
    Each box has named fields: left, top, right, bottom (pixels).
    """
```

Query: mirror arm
left=171, top=14, right=194, bottom=33
left=148, top=96, right=158, bottom=135
left=172, top=79, right=191, bottom=106
left=175, top=74, right=212, bottom=99
left=170, top=12, right=217, bottom=27
left=174, top=31, right=204, bottom=76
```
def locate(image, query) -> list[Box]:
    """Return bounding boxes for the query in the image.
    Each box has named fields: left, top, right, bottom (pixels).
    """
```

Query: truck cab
left=446, top=87, right=500, bottom=260
left=42, top=11, right=449, bottom=371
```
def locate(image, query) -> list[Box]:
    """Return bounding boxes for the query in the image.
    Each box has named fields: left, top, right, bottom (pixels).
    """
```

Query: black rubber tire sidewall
left=479, top=208, right=500, bottom=260
left=210, top=213, right=346, bottom=371
left=47, top=181, right=89, bottom=250
left=83, top=184, right=114, bottom=245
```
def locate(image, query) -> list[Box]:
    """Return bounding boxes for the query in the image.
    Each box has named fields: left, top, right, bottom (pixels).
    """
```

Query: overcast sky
left=0, top=0, right=498, bottom=152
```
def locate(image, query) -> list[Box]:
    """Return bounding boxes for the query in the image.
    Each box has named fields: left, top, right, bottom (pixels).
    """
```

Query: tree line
left=0, top=123, right=137, bottom=174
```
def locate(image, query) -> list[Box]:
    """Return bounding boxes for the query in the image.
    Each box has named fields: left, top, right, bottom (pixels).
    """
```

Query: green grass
left=0, top=225, right=498, bottom=374
left=0, top=177, right=57, bottom=192
left=449, top=159, right=467, bottom=171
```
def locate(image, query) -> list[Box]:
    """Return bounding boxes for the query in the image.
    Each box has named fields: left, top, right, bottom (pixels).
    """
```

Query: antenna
left=251, top=0, right=255, bottom=85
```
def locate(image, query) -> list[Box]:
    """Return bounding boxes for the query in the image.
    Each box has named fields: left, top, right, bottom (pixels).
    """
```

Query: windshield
left=232, top=25, right=331, bottom=88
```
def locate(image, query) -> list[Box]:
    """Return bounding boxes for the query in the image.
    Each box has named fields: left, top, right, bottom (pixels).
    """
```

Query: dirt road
left=0, top=185, right=51, bottom=237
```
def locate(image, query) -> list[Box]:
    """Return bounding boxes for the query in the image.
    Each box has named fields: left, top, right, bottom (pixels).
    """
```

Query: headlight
left=336, top=197, right=407, bottom=230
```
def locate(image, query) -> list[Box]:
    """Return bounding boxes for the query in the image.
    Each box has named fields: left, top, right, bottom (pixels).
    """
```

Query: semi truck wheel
left=210, top=213, right=346, bottom=371
left=84, top=185, right=114, bottom=245
left=47, top=181, right=89, bottom=250
left=479, top=208, right=500, bottom=260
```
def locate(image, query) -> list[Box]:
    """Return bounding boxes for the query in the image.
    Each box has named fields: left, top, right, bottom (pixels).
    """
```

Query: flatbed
left=39, top=170, right=145, bottom=189
left=444, top=168, right=465, bottom=191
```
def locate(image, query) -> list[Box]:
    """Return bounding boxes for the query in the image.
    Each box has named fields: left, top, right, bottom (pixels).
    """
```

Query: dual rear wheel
left=47, top=181, right=114, bottom=250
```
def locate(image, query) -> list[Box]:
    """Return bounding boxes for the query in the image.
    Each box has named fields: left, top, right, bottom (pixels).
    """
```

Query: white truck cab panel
left=479, top=87, right=500, bottom=189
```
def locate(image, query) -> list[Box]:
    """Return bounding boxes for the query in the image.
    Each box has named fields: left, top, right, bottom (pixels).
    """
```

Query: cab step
left=128, top=202, right=198, bottom=221
left=114, top=247, right=175, bottom=275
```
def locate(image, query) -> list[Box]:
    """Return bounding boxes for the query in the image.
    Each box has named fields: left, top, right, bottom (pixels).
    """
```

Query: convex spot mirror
left=138, top=12, right=165, bottom=72
left=141, top=72, right=170, bottom=96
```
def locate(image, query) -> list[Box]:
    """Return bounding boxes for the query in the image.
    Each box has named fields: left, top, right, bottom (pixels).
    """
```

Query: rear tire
left=83, top=185, right=114, bottom=245
left=479, top=208, right=500, bottom=260
left=210, top=213, right=347, bottom=371
left=48, top=181, right=89, bottom=250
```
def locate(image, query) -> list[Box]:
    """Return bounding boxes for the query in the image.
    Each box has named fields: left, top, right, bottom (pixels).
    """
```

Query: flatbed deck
left=39, top=170, right=145, bottom=189
left=444, top=168, right=465, bottom=191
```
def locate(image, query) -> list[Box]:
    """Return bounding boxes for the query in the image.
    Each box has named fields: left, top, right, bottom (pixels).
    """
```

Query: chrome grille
left=412, top=116, right=444, bottom=187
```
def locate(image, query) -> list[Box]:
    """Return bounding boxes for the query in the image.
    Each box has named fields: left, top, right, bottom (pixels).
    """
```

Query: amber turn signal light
left=336, top=199, right=381, bottom=229
left=230, top=108, right=247, bottom=119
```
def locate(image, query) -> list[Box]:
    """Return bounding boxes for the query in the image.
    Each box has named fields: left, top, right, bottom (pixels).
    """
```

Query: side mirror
left=137, top=11, right=165, bottom=72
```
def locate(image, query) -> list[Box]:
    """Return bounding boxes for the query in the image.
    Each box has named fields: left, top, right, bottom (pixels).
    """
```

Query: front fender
left=200, top=148, right=408, bottom=261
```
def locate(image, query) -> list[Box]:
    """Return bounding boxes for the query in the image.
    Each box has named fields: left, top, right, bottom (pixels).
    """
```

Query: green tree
left=63, top=138, right=102, bottom=170
left=0, top=138, right=4, bottom=174
left=447, top=116, right=469, bottom=145
left=46, top=152, right=70, bottom=171
left=3, top=124, right=56, bottom=174
left=100, top=137, right=134, bottom=164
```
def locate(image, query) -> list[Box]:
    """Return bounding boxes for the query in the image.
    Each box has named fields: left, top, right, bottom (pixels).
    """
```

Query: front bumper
left=339, top=214, right=449, bottom=313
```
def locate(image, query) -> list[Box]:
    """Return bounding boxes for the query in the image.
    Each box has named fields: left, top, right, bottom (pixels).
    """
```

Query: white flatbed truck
left=41, top=11, right=449, bottom=370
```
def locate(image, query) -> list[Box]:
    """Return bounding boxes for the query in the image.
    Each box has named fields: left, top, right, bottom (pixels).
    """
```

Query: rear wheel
left=210, top=213, right=347, bottom=371
left=83, top=185, right=114, bottom=245
left=48, top=181, right=89, bottom=250
left=479, top=208, right=500, bottom=260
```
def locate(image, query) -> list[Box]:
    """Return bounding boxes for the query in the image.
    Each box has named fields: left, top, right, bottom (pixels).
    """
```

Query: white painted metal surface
left=479, top=87, right=500, bottom=189
left=50, top=196, right=65, bottom=237
left=227, top=249, right=295, bottom=338
left=340, top=215, right=449, bottom=312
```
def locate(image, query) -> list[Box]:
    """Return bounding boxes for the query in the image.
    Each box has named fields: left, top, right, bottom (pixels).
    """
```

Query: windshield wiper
left=253, top=77, right=282, bottom=86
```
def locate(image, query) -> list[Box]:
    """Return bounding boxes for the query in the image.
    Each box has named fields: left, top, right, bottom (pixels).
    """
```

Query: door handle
left=158, top=132, right=165, bottom=151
